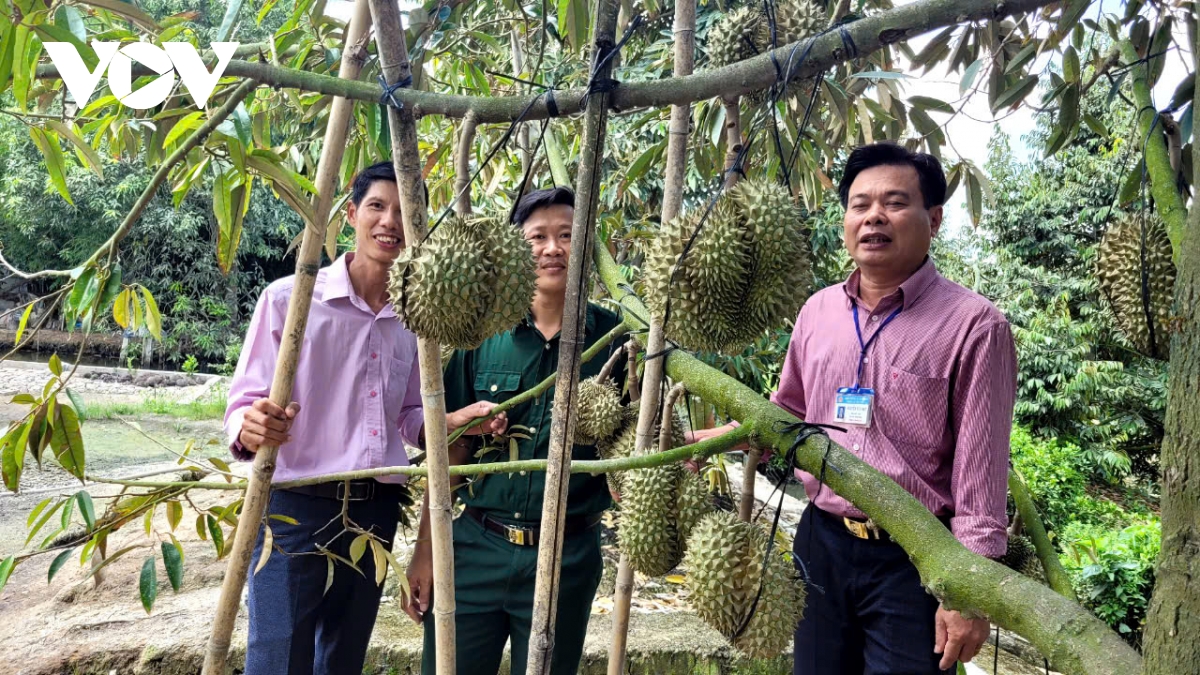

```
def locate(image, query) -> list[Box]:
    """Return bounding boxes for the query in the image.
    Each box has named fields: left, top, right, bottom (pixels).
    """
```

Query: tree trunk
left=1139, top=53, right=1200, bottom=674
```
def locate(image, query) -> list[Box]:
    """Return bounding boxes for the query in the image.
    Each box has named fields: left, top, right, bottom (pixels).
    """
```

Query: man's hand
left=935, top=606, right=990, bottom=669
left=685, top=423, right=751, bottom=453
left=238, top=398, right=301, bottom=453
left=404, top=540, right=433, bottom=624
left=447, top=401, right=507, bottom=436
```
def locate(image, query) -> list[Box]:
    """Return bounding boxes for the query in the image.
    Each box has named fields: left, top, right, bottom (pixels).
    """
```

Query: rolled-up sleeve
left=224, top=289, right=281, bottom=462
left=949, top=320, right=1017, bottom=558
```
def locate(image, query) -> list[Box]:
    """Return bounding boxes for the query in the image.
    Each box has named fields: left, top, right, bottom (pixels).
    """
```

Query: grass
left=82, top=392, right=227, bottom=421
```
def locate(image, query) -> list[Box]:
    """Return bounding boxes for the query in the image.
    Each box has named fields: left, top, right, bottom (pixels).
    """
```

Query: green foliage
left=1060, top=520, right=1161, bottom=647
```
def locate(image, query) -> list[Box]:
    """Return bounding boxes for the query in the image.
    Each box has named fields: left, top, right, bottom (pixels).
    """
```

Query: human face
left=347, top=180, right=406, bottom=266
left=843, top=164, right=942, bottom=279
left=521, top=204, right=574, bottom=296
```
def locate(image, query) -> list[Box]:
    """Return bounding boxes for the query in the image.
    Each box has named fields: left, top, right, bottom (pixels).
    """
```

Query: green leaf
left=65, top=388, right=87, bottom=421
left=991, top=75, right=1039, bottom=112
left=45, top=121, right=104, bottom=179
left=139, top=555, right=158, bottom=613
left=255, top=525, right=274, bottom=574
left=51, top=403, right=85, bottom=481
left=48, top=547, right=75, bottom=582
left=324, top=555, right=335, bottom=595
left=216, top=0, right=246, bottom=41
left=10, top=394, right=35, bottom=405
left=11, top=26, right=30, bottom=111
left=0, top=21, right=15, bottom=96
left=161, top=542, right=183, bottom=591
left=1082, top=113, right=1108, bottom=139
left=1004, top=41, right=1040, bottom=75
left=231, top=102, right=253, bottom=150
left=349, top=533, right=370, bottom=565
left=27, top=498, right=53, bottom=528
left=86, top=0, right=161, bottom=32
left=113, top=288, right=130, bottom=329
left=1118, top=162, right=1144, bottom=207
left=558, top=0, right=590, bottom=52
left=98, top=264, right=123, bottom=314
left=0, top=556, right=14, bottom=594
left=216, top=177, right=250, bottom=275
left=28, top=128, right=73, bottom=205
left=909, top=96, right=955, bottom=115
left=14, top=301, right=34, bottom=346
left=163, top=111, right=204, bottom=149
left=26, top=500, right=64, bottom=546
left=1063, top=46, right=1080, bottom=83
left=965, top=168, right=984, bottom=227
left=28, top=403, right=49, bottom=467
left=207, top=515, right=225, bottom=558
left=131, top=288, right=144, bottom=333
left=75, top=491, right=95, bottom=531
left=2, top=425, right=22, bottom=492
left=48, top=353, right=62, bottom=377
left=166, top=500, right=183, bottom=531
left=34, top=22, right=96, bottom=70
left=257, top=0, right=281, bottom=24
left=268, top=514, right=299, bottom=526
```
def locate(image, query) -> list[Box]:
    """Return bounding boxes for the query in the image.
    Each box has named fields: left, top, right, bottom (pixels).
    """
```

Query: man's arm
left=936, top=319, right=1018, bottom=669
left=404, top=437, right=472, bottom=624
left=224, top=288, right=297, bottom=459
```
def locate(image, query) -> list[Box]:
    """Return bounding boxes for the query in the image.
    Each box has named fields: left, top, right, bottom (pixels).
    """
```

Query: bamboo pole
left=722, top=98, right=743, bottom=189
left=200, top=4, right=372, bottom=673
left=453, top=111, right=478, bottom=216
left=738, top=447, right=762, bottom=523
left=367, top=2, right=458, bottom=673
left=607, top=1, right=694, bottom=672
left=527, top=1, right=621, bottom=671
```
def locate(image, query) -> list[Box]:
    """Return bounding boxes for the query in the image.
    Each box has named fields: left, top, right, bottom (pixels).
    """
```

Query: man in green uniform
left=405, top=186, right=629, bottom=675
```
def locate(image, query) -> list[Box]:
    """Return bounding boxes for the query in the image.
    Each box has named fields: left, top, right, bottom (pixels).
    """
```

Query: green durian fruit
left=574, top=377, right=626, bottom=445
left=388, top=215, right=537, bottom=349
left=684, top=511, right=806, bottom=659
left=706, top=6, right=770, bottom=69
left=1096, top=214, right=1176, bottom=360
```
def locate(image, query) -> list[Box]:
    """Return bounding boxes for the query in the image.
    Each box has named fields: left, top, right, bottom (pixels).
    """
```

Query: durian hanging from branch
left=644, top=178, right=813, bottom=355
left=1095, top=214, right=1176, bottom=360
left=705, top=0, right=826, bottom=102
left=388, top=215, right=537, bottom=349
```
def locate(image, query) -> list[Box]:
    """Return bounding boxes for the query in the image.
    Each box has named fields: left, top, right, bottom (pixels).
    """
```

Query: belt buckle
left=336, top=481, right=374, bottom=502
left=843, top=517, right=869, bottom=539
left=504, top=524, right=527, bottom=546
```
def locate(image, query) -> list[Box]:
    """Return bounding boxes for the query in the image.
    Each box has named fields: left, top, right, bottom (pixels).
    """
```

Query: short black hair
left=350, top=161, right=396, bottom=206
left=510, top=187, right=575, bottom=227
left=837, top=142, right=947, bottom=209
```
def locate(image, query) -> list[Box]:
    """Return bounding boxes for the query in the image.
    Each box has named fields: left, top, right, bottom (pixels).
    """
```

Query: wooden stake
left=739, top=447, right=762, bottom=523
left=527, top=1, right=621, bottom=671
left=607, top=0, right=695, bottom=671
left=722, top=97, right=743, bottom=189
left=368, top=2, right=458, bottom=673
left=200, top=4, right=372, bottom=673
left=453, top=111, right=478, bottom=216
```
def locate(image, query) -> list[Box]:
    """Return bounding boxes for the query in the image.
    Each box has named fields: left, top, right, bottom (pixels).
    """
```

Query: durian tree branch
left=37, top=0, right=1060, bottom=123
left=453, top=111, right=479, bottom=216
left=1118, top=39, right=1188, bottom=260
left=593, top=244, right=1142, bottom=675
left=527, top=0, right=621, bottom=669
left=200, top=5, right=370, bottom=672
left=1008, top=469, right=1077, bottom=601
left=370, top=0, right=459, bottom=671
left=446, top=323, right=628, bottom=443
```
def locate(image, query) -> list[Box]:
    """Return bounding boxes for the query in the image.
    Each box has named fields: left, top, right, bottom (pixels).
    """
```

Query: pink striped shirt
left=224, top=253, right=423, bottom=484
left=771, top=259, right=1016, bottom=557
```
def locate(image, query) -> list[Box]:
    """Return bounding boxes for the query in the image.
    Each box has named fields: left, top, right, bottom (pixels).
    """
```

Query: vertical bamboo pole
left=368, top=2, right=458, bottom=673
left=454, top=111, right=478, bottom=216
left=201, top=4, right=373, bottom=673
left=606, top=1, right=694, bottom=672
left=739, top=447, right=762, bottom=522
left=722, top=98, right=743, bottom=189
left=527, top=1, right=621, bottom=672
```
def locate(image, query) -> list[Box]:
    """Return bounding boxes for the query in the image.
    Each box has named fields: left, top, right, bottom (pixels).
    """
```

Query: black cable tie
left=545, top=88, right=560, bottom=118
left=378, top=73, right=414, bottom=109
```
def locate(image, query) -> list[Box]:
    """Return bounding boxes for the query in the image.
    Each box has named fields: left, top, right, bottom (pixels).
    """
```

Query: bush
left=1060, top=520, right=1160, bottom=647
left=1010, top=425, right=1088, bottom=532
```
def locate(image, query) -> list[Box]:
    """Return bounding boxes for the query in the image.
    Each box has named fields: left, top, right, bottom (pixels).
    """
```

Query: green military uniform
left=421, top=303, right=629, bottom=675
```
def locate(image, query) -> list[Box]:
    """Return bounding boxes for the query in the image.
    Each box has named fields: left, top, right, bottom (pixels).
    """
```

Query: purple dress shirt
left=224, top=253, right=423, bottom=484
left=771, top=258, right=1017, bottom=557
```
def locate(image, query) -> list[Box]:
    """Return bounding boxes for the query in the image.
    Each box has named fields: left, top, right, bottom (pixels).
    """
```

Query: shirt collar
left=322, top=252, right=397, bottom=318
left=842, top=256, right=939, bottom=311
left=518, top=302, right=597, bottom=337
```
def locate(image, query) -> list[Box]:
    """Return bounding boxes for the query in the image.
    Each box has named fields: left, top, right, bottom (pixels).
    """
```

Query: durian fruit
left=644, top=179, right=811, bottom=355
left=999, top=534, right=1045, bottom=582
left=388, top=215, right=537, bottom=349
left=574, top=377, right=625, bottom=445
left=598, top=414, right=637, bottom=495
left=705, top=6, right=769, bottom=70
left=684, top=511, right=805, bottom=659
left=1096, top=214, right=1176, bottom=360
left=773, top=0, right=827, bottom=45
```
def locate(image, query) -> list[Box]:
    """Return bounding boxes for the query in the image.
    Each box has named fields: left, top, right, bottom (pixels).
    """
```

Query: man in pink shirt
left=692, top=143, right=1017, bottom=674
left=225, top=161, right=502, bottom=675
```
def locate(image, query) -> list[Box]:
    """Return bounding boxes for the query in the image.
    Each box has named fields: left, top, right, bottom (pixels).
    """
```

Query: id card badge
left=834, top=387, right=874, bottom=427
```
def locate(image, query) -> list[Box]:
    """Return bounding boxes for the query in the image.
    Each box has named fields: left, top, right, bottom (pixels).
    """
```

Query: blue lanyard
left=851, top=304, right=902, bottom=388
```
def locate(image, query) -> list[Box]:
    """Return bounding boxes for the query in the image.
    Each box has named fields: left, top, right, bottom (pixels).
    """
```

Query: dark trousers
left=793, top=504, right=954, bottom=675
left=421, top=513, right=604, bottom=675
left=244, top=488, right=401, bottom=675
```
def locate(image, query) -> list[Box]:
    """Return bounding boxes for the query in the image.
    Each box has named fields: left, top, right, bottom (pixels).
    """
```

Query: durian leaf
left=992, top=75, right=1040, bottom=113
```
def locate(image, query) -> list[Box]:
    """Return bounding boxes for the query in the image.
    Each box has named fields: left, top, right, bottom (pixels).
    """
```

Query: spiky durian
left=644, top=179, right=811, bottom=355
left=773, top=0, right=826, bottom=45
left=574, top=377, right=626, bottom=445
left=684, top=511, right=805, bottom=659
left=706, top=6, right=770, bottom=70
left=388, top=215, right=537, bottom=349
left=1096, top=214, right=1176, bottom=360
left=999, top=534, right=1045, bottom=582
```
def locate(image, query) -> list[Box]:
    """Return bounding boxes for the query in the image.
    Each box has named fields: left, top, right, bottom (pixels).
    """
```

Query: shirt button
left=853, top=443, right=861, bottom=451
left=514, top=512, right=522, bottom=519
left=370, top=391, right=377, bottom=398
left=490, top=384, right=498, bottom=392
left=371, top=352, right=378, bottom=359
left=519, top=471, right=527, bottom=476
left=530, top=427, right=537, bottom=433
left=372, top=429, right=379, bottom=437
left=544, top=344, right=550, bottom=350
left=871, top=315, right=879, bottom=322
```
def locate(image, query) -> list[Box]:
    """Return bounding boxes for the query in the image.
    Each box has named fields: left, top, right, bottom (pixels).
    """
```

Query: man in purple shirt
left=225, top=161, right=502, bottom=675
left=692, top=143, right=1017, bottom=674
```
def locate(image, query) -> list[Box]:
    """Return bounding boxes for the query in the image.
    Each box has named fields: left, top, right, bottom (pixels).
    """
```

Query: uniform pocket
left=875, top=364, right=950, bottom=449
left=474, top=370, right=522, bottom=403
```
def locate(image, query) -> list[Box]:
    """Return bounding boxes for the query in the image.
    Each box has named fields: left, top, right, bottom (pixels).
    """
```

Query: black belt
left=282, top=479, right=407, bottom=502
left=463, top=506, right=601, bottom=547
left=813, top=504, right=951, bottom=543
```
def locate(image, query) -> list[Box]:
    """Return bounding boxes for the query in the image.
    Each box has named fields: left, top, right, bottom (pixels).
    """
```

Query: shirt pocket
left=474, top=370, right=522, bottom=404
left=384, top=355, right=414, bottom=417
left=875, top=364, right=950, bottom=449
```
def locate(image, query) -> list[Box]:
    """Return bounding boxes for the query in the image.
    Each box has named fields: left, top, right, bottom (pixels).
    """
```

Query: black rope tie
left=544, top=88, right=560, bottom=118
left=729, top=420, right=844, bottom=642
left=378, top=73, right=414, bottom=109
left=580, top=15, right=644, bottom=109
